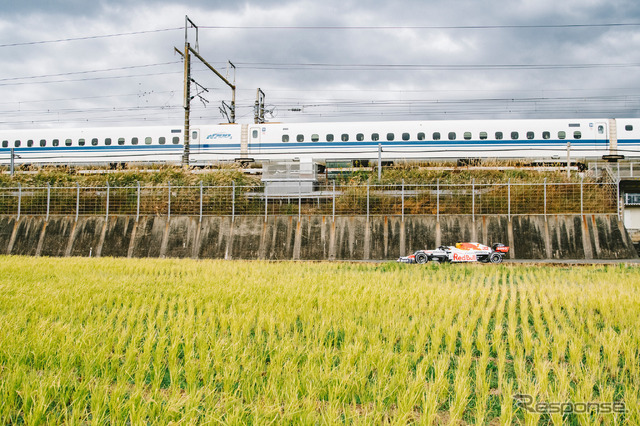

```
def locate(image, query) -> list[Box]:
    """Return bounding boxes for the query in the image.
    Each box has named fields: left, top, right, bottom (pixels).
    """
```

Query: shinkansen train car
left=2, top=117, right=640, bottom=166
left=242, top=118, right=619, bottom=163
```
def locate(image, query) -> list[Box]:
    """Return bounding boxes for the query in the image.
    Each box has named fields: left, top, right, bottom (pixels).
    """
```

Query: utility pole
left=175, top=15, right=236, bottom=166
left=182, top=43, right=191, bottom=166
left=255, top=88, right=266, bottom=124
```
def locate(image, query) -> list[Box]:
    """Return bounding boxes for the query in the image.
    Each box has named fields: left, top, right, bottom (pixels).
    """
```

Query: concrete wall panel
left=0, top=217, right=16, bottom=254
left=164, top=216, right=198, bottom=259
left=40, top=217, right=74, bottom=257
left=101, top=217, right=135, bottom=258
left=198, top=217, right=231, bottom=259
left=299, top=216, right=331, bottom=260
left=10, top=217, right=45, bottom=256
left=130, top=216, right=165, bottom=258
left=69, top=217, right=105, bottom=257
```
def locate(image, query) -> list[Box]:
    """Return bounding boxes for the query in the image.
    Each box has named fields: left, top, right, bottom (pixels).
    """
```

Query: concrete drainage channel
left=0, top=214, right=636, bottom=261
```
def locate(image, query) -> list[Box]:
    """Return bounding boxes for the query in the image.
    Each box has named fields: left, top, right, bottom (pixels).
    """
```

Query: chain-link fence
left=0, top=180, right=618, bottom=220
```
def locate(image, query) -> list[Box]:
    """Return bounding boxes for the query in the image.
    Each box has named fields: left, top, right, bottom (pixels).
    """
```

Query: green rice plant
left=0, top=258, right=638, bottom=424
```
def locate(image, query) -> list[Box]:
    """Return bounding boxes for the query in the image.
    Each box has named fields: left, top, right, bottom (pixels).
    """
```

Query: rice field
left=0, top=257, right=638, bottom=424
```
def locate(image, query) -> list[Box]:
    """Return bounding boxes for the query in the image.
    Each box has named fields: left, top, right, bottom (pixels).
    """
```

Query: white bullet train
left=1, top=117, right=639, bottom=166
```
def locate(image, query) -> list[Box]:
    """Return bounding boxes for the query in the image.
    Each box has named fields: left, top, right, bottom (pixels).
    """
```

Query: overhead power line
left=0, top=62, right=181, bottom=83
left=202, top=23, right=640, bottom=30
left=0, top=28, right=182, bottom=48
left=232, top=61, right=640, bottom=71
left=1, top=22, right=637, bottom=50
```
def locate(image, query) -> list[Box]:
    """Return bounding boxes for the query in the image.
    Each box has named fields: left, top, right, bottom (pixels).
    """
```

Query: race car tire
left=415, top=252, right=429, bottom=264
left=489, top=252, right=503, bottom=264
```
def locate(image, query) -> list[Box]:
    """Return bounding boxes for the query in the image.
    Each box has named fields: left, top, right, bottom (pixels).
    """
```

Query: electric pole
left=175, top=15, right=237, bottom=166
left=255, top=88, right=266, bottom=124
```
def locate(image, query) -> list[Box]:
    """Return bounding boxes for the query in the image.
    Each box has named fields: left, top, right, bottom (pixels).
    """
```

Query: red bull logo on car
left=453, top=252, right=477, bottom=262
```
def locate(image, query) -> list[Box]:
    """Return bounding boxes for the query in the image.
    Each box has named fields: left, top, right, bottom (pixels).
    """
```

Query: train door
left=249, top=126, right=261, bottom=154
left=595, top=122, right=607, bottom=150
left=191, top=128, right=200, bottom=154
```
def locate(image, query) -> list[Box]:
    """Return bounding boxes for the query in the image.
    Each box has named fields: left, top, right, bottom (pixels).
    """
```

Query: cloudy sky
left=1, top=0, right=640, bottom=129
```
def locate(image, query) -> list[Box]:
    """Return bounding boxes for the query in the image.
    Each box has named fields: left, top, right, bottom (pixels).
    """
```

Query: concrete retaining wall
left=0, top=214, right=636, bottom=260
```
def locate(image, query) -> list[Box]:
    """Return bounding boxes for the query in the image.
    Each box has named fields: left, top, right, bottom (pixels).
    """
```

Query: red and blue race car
left=398, top=242, right=510, bottom=264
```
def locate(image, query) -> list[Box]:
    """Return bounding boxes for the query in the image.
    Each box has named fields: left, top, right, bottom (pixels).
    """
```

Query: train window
left=542, top=132, right=550, bottom=140
left=40, top=139, right=46, bottom=147
left=65, top=139, right=72, bottom=146
left=79, top=139, right=86, bottom=146
left=158, top=137, right=165, bottom=145
left=92, top=138, right=99, bottom=146
left=252, top=130, right=259, bottom=138
left=118, top=138, right=125, bottom=145
left=27, top=140, right=34, bottom=147
left=573, top=131, right=582, bottom=139
left=53, top=139, right=59, bottom=147
left=14, top=140, right=20, bottom=147
left=626, top=125, right=634, bottom=131
left=479, top=132, right=488, bottom=140
left=526, top=131, right=534, bottom=140
left=192, top=131, right=198, bottom=140
left=402, top=132, right=410, bottom=141
left=598, top=125, right=605, bottom=134
left=558, top=131, right=566, bottom=139
left=1, top=140, right=7, bottom=148
left=511, top=132, right=519, bottom=140
left=464, top=132, right=472, bottom=140
left=172, top=137, right=180, bottom=144
left=145, top=137, right=152, bottom=145
left=311, top=134, right=319, bottom=142
left=433, top=132, right=441, bottom=140
left=326, top=134, right=334, bottom=142
left=418, top=132, right=425, bottom=141
left=371, top=133, right=380, bottom=141
left=105, top=138, right=111, bottom=146
left=387, top=133, right=395, bottom=141
left=282, top=135, right=289, bottom=142
left=448, top=132, right=456, bottom=140
left=131, top=137, right=138, bottom=145
left=341, top=134, right=349, bottom=142
left=495, top=132, right=503, bottom=140
left=297, top=134, right=304, bottom=142
left=356, top=133, right=364, bottom=142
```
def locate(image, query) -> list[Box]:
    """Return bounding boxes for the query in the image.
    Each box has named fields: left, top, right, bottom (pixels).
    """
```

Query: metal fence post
left=436, top=179, right=440, bottom=222
left=136, top=181, right=140, bottom=222
left=543, top=178, right=547, bottom=221
left=508, top=178, right=511, bottom=222
left=377, top=143, right=382, bottom=182
left=617, top=178, right=621, bottom=221
left=17, top=182, right=21, bottom=220
left=366, top=182, right=370, bottom=221
left=167, top=182, right=171, bottom=220
left=232, top=181, right=236, bottom=222
left=472, top=178, right=475, bottom=222
left=401, top=179, right=405, bottom=221
left=332, top=181, right=336, bottom=222
left=105, top=181, right=110, bottom=221
left=264, top=186, right=268, bottom=222
left=580, top=176, right=584, bottom=217
left=46, top=182, right=50, bottom=222
left=199, top=181, right=203, bottom=223
left=298, top=180, right=301, bottom=221
left=75, top=182, right=80, bottom=222
left=10, top=148, right=14, bottom=176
